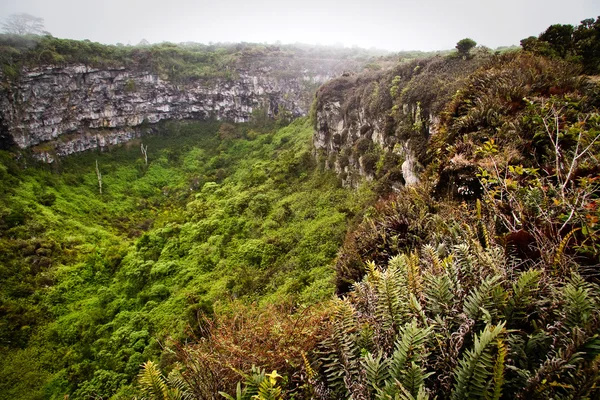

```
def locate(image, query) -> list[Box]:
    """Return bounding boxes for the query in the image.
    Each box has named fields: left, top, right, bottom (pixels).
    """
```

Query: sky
left=0, top=0, right=598, bottom=51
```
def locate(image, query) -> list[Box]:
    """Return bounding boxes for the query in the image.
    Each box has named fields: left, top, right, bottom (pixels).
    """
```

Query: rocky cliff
left=312, top=56, right=483, bottom=190
left=0, top=41, right=374, bottom=162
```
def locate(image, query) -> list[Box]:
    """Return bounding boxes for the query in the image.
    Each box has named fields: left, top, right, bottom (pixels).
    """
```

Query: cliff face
left=0, top=58, right=352, bottom=161
left=312, top=57, right=482, bottom=189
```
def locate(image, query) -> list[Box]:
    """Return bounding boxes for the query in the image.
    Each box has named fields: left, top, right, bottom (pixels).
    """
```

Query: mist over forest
left=0, top=4, right=600, bottom=400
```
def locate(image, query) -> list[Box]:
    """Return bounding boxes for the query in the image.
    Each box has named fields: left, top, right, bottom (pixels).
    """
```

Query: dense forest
left=0, top=16, right=600, bottom=400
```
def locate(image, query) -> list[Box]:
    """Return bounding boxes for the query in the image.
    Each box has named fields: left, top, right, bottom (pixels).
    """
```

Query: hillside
left=1, top=16, right=600, bottom=400
left=0, top=36, right=392, bottom=161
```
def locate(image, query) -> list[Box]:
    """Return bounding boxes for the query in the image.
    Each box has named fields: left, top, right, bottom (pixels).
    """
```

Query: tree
left=520, top=36, right=553, bottom=56
left=539, top=24, right=574, bottom=58
left=456, top=38, right=477, bottom=59
left=573, top=17, right=600, bottom=74
left=2, top=13, right=49, bottom=35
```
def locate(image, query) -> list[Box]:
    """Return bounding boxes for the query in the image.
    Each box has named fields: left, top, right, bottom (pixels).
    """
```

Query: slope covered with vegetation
left=134, top=18, right=600, bottom=400
left=1, top=16, right=600, bottom=400
left=0, top=117, right=374, bottom=399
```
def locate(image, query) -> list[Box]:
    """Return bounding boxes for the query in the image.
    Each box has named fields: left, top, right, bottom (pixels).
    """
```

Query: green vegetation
left=455, top=38, right=477, bottom=58
left=110, top=32, right=600, bottom=398
left=1, top=17, right=600, bottom=400
left=521, top=16, right=600, bottom=74
left=0, top=118, right=373, bottom=399
left=0, top=34, right=388, bottom=83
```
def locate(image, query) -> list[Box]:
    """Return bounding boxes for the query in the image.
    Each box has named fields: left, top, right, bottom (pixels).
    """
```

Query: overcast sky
left=0, top=0, right=598, bottom=51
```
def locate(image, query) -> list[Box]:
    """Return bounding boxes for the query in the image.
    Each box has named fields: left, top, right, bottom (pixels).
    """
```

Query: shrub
left=165, top=301, right=332, bottom=398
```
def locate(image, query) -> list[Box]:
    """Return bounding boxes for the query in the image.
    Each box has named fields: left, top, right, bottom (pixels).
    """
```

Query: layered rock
left=312, top=56, right=482, bottom=189
left=313, top=72, right=426, bottom=189
left=0, top=59, right=349, bottom=161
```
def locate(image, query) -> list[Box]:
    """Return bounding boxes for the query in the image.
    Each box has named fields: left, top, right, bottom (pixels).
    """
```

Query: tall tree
left=2, top=13, right=49, bottom=35
left=456, top=38, right=477, bottom=59
left=539, top=24, right=574, bottom=58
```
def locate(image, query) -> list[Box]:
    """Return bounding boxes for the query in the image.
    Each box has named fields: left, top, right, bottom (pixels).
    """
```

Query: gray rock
left=0, top=62, right=343, bottom=161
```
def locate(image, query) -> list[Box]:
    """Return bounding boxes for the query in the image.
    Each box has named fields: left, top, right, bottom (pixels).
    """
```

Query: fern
left=421, top=244, right=442, bottom=273
left=375, top=256, right=409, bottom=333
left=454, top=243, right=475, bottom=280
left=406, top=251, right=423, bottom=298
left=301, top=351, right=315, bottom=380
left=424, top=273, right=453, bottom=315
left=389, top=320, right=433, bottom=397
left=397, top=385, right=430, bottom=400
left=562, top=274, right=599, bottom=330
left=409, top=293, right=429, bottom=327
left=366, top=260, right=381, bottom=283
left=504, top=269, right=541, bottom=326
left=487, top=338, right=506, bottom=400
left=255, top=371, right=283, bottom=400
left=319, top=300, right=360, bottom=397
left=463, top=276, right=504, bottom=324
left=553, top=227, right=580, bottom=269
left=139, top=361, right=169, bottom=400
left=401, top=362, right=433, bottom=397
left=479, top=245, right=506, bottom=277
left=362, top=351, right=390, bottom=393
left=139, top=361, right=193, bottom=400
left=451, top=322, right=506, bottom=400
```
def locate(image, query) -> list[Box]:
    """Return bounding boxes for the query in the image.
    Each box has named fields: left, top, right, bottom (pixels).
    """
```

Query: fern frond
left=301, top=351, right=315, bottom=380
left=375, top=256, right=409, bottom=333
left=166, top=369, right=194, bottom=400
left=451, top=322, right=506, bottom=400
left=481, top=246, right=506, bottom=276
left=362, top=351, right=390, bottom=392
left=463, top=276, right=504, bottom=324
left=402, top=362, right=434, bottom=398
left=255, top=371, right=283, bottom=400
left=366, top=260, right=380, bottom=283
left=505, top=269, right=541, bottom=326
left=487, top=338, right=506, bottom=400
left=320, top=300, right=360, bottom=397
left=562, top=273, right=599, bottom=330
left=422, top=244, right=442, bottom=273
left=407, top=251, right=423, bottom=298
left=424, top=273, right=454, bottom=315
left=139, top=361, right=169, bottom=400
left=395, top=382, right=431, bottom=400
left=409, top=293, right=429, bottom=327
left=389, top=320, right=433, bottom=396
left=454, top=243, right=475, bottom=279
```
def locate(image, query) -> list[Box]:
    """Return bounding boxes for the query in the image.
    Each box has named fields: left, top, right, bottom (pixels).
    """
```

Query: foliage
left=456, top=38, right=477, bottom=58
left=316, top=40, right=600, bottom=398
left=521, top=17, right=600, bottom=73
left=0, top=36, right=387, bottom=83
left=3, top=16, right=600, bottom=400
left=138, top=361, right=193, bottom=400
left=1, top=13, right=48, bottom=36
left=0, top=118, right=370, bottom=399
left=317, top=217, right=600, bottom=398
left=169, top=301, right=331, bottom=398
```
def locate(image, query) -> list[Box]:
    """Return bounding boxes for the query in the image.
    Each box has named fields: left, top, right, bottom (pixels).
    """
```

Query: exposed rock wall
left=313, top=56, right=482, bottom=189
left=0, top=61, right=343, bottom=161
left=313, top=72, right=426, bottom=189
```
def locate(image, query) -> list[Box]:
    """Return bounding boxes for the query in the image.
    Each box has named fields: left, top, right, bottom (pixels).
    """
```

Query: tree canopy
left=456, top=38, right=477, bottom=58
left=1, top=13, right=49, bottom=36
